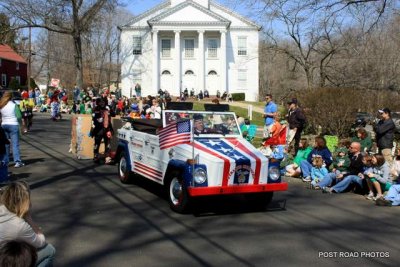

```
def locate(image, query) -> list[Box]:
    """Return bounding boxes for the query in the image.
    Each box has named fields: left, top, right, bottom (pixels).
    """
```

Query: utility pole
left=27, top=26, right=31, bottom=90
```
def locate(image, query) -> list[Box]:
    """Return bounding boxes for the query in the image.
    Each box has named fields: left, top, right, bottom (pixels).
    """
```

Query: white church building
left=119, top=0, right=260, bottom=101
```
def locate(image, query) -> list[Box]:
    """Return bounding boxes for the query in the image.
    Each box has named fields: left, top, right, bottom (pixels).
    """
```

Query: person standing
left=263, top=94, right=278, bottom=139
left=134, top=83, right=141, bottom=97
left=0, top=92, right=25, bottom=168
left=20, top=92, right=34, bottom=133
left=73, top=85, right=80, bottom=102
left=91, top=99, right=113, bottom=162
left=374, top=108, right=395, bottom=166
left=286, top=98, right=306, bottom=154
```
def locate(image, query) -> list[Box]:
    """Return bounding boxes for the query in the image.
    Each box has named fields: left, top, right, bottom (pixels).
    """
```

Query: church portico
left=153, top=27, right=227, bottom=96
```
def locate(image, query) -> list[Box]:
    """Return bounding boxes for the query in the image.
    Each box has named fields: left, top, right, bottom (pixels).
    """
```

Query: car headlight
left=269, top=166, right=280, bottom=181
left=194, top=168, right=207, bottom=184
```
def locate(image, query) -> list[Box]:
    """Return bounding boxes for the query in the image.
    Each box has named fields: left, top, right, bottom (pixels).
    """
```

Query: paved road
left=9, top=113, right=399, bottom=267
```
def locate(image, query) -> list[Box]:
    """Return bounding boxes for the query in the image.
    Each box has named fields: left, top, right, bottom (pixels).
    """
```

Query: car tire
left=118, top=151, right=131, bottom=184
left=166, top=171, right=190, bottom=213
left=245, top=192, right=273, bottom=210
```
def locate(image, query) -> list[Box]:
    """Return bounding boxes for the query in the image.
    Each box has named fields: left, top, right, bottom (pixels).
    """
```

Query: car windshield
left=164, top=110, right=241, bottom=136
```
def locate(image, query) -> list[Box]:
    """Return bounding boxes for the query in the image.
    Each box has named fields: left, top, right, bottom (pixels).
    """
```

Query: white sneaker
left=366, top=192, right=374, bottom=200
left=302, top=176, right=311, bottom=182
left=373, top=194, right=383, bottom=201
left=14, top=162, right=25, bottom=168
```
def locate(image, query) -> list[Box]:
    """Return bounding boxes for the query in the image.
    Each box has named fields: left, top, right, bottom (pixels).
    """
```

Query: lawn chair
left=241, top=124, right=257, bottom=142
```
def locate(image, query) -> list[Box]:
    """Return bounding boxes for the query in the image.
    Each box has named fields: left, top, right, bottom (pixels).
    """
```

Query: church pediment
left=148, top=0, right=230, bottom=25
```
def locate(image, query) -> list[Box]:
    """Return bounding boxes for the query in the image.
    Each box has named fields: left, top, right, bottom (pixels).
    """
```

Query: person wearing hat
left=193, top=114, right=206, bottom=135
left=374, top=108, right=395, bottom=165
left=193, top=114, right=218, bottom=135
left=286, top=98, right=306, bottom=154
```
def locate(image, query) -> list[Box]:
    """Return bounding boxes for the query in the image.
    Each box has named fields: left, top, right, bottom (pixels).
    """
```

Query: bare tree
left=0, top=0, right=121, bottom=89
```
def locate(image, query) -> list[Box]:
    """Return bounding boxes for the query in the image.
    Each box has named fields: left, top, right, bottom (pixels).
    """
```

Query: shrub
left=232, top=93, right=245, bottom=101
left=294, top=88, right=400, bottom=138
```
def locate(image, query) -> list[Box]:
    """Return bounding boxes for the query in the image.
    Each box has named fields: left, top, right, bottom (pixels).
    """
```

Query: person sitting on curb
left=300, top=136, right=333, bottom=182
left=0, top=181, right=56, bottom=267
left=365, top=154, right=392, bottom=201
left=317, top=142, right=364, bottom=190
left=375, top=183, right=400, bottom=206
left=285, top=138, right=312, bottom=178
left=322, top=142, right=368, bottom=194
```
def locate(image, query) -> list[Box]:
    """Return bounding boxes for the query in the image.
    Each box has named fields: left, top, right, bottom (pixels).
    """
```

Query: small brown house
left=0, top=44, right=27, bottom=88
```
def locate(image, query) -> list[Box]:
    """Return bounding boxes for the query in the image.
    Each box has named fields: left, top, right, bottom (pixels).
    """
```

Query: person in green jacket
left=352, top=127, right=372, bottom=152
left=285, top=138, right=313, bottom=177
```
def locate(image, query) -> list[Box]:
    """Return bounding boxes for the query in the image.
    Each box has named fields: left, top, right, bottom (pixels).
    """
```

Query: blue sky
left=124, top=0, right=248, bottom=18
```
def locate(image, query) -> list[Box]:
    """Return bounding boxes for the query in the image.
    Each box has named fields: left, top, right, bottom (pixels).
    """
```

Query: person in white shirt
left=0, top=181, right=55, bottom=267
left=0, top=91, right=25, bottom=167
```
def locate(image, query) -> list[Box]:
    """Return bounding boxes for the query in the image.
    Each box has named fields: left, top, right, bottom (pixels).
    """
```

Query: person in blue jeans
left=300, top=136, right=333, bottom=182
left=376, top=184, right=400, bottom=206
left=316, top=142, right=365, bottom=190
left=0, top=92, right=25, bottom=168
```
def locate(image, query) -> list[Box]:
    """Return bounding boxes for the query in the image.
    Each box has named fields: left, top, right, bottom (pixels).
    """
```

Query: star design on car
left=206, top=140, right=220, bottom=146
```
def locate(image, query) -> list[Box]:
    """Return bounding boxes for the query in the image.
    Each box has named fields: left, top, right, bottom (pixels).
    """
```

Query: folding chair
left=241, top=124, right=257, bottom=142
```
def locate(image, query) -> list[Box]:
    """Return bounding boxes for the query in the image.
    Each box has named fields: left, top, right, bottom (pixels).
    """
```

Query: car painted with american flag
left=116, top=107, right=288, bottom=213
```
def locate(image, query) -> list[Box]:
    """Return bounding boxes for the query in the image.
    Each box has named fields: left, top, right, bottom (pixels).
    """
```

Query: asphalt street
left=8, top=113, right=400, bottom=267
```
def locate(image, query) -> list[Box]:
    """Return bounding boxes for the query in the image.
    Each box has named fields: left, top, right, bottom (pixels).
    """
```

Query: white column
left=152, top=30, right=159, bottom=93
left=220, top=30, right=227, bottom=93
left=175, top=30, right=181, bottom=96
left=198, top=30, right=205, bottom=93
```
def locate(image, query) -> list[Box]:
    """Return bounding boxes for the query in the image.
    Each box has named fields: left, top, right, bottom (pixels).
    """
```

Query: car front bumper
left=187, top=182, right=288, bottom=196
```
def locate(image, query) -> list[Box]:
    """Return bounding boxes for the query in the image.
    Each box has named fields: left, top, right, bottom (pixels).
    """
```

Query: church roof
left=148, top=0, right=230, bottom=26
left=120, top=0, right=260, bottom=30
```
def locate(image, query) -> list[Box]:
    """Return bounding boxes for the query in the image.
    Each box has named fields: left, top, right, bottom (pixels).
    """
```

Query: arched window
left=185, top=70, right=194, bottom=75
left=162, top=70, right=171, bottom=75
left=208, top=70, right=217, bottom=75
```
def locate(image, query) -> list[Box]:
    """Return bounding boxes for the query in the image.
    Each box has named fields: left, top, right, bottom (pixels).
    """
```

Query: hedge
left=232, top=93, right=245, bottom=101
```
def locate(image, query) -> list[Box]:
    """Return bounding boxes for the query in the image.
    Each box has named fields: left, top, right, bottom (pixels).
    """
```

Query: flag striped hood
left=182, top=138, right=269, bottom=186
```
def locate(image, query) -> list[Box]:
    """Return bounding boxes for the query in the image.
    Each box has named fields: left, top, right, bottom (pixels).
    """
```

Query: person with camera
left=374, top=108, right=395, bottom=166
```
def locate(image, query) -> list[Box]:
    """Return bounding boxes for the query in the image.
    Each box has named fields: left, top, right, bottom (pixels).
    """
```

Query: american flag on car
left=159, top=120, right=191, bottom=149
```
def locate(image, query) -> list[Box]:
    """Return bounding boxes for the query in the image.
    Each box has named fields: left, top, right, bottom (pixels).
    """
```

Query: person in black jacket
left=286, top=98, right=306, bottom=154
left=91, top=99, right=113, bottom=163
left=374, top=108, right=395, bottom=165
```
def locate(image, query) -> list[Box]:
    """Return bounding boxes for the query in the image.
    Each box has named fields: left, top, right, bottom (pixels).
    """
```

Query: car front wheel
left=118, top=151, right=131, bottom=184
left=167, top=172, right=190, bottom=213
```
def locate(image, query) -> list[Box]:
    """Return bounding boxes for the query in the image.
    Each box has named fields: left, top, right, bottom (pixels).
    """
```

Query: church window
left=161, top=39, right=171, bottom=57
left=184, top=39, right=195, bottom=58
left=185, top=70, right=194, bottom=75
left=208, top=39, right=218, bottom=58
left=132, top=36, right=142, bottom=55
left=238, top=36, right=247, bottom=56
